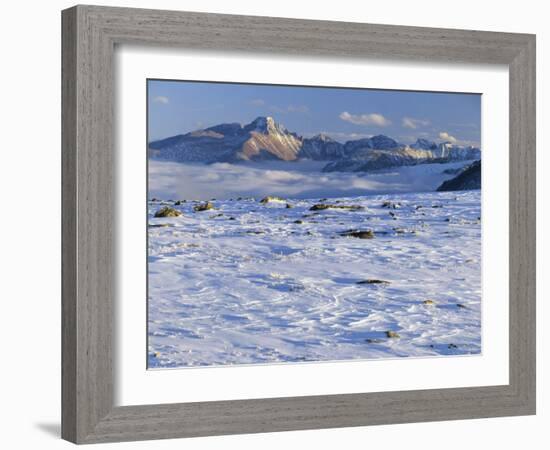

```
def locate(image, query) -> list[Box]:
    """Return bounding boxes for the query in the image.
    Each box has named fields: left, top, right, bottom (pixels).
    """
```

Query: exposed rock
left=260, top=196, right=285, bottom=204
left=293, top=220, right=304, bottom=224
left=153, top=206, right=182, bottom=218
left=442, top=167, right=463, bottom=175
left=423, top=299, right=436, bottom=305
left=381, top=201, right=401, bottom=209
left=341, top=230, right=374, bottom=239
left=357, top=279, right=390, bottom=285
left=309, top=204, right=331, bottom=211
left=437, top=160, right=481, bottom=192
left=148, top=223, right=174, bottom=228
left=385, top=331, right=400, bottom=338
left=310, top=204, right=364, bottom=211
left=193, top=201, right=214, bottom=212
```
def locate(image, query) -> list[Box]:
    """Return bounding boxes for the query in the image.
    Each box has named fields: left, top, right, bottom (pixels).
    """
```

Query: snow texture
left=147, top=187, right=481, bottom=368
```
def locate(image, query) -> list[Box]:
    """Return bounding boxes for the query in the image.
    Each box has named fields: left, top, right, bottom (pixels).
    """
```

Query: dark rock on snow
left=437, top=160, right=481, bottom=192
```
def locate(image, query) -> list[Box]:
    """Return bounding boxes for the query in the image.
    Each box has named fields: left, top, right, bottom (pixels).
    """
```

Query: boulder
left=193, top=201, right=214, bottom=212
left=341, top=230, right=374, bottom=239
left=310, top=203, right=364, bottom=211
left=153, top=206, right=182, bottom=218
left=357, top=279, right=390, bottom=285
left=260, top=196, right=285, bottom=204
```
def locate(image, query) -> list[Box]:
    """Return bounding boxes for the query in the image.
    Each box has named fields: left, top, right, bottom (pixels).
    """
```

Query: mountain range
left=149, top=116, right=481, bottom=172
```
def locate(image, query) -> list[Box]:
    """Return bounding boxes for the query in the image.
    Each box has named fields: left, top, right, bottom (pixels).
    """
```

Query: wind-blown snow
left=148, top=190, right=481, bottom=368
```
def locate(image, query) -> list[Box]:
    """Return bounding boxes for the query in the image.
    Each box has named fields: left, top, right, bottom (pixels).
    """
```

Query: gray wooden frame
left=62, top=4, right=536, bottom=444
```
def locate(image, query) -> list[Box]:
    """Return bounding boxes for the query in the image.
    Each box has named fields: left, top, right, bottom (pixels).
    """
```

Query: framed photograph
left=62, top=5, right=536, bottom=444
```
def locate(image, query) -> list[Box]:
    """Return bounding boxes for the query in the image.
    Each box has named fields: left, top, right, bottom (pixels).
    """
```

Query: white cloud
left=249, top=99, right=265, bottom=106
left=148, top=160, right=458, bottom=201
left=402, top=117, right=430, bottom=129
left=438, top=131, right=457, bottom=144
left=339, top=111, right=391, bottom=126
left=152, top=96, right=169, bottom=104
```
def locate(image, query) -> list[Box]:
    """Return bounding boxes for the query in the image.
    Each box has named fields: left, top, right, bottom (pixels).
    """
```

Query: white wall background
left=0, top=1, right=546, bottom=449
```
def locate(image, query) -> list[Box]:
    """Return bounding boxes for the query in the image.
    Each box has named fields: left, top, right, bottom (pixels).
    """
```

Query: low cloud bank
left=148, top=160, right=469, bottom=201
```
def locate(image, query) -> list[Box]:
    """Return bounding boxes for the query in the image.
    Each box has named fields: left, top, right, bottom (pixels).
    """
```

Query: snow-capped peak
left=311, top=133, right=334, bottom=142
left=367, top=135, right=399, bottom=149
left=411, top=138, right=437, bottom=150
left=245, top=116, right=286, bottom=134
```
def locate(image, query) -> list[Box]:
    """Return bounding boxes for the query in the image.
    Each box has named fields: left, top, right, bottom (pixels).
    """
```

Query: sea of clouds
left=148, top=159, right=469, bottom=201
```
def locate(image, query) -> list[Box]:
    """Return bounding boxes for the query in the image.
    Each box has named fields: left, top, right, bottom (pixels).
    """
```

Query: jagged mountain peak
left=343, top=134, right=400, bottom=153
left=367, top=134, right=400, bottom=148
left=244, top=116, right=287, bottom=134
left=411, top=138, right=437, bottom=150
left=310, top=133, right=334, bottom=142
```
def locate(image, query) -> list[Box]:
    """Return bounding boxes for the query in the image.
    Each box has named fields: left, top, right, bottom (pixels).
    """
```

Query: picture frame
left=61, top=4, right=536, bottom=444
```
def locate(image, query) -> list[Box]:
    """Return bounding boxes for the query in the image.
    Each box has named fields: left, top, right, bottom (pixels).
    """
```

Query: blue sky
left=148, top=79, right=481, bottom=146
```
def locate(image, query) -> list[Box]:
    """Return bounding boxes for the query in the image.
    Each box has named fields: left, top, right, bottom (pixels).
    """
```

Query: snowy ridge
left=437, top=160, right=481, bottom=191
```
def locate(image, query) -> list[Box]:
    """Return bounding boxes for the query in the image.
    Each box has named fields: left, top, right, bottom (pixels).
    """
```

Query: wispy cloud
left=402, top=117, right=430, bottom=129
left=439, top=131, right=457, bottom=144
left=152, top=96, right=169, bottom=104
left=339, top=111, right=391, bottom=127
left=249, top=98, right=265, bottom=106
